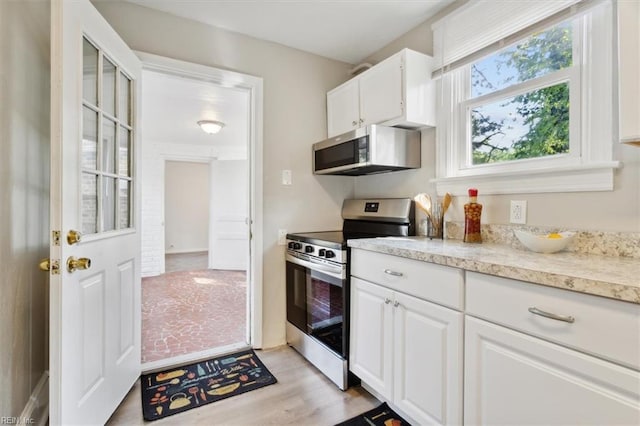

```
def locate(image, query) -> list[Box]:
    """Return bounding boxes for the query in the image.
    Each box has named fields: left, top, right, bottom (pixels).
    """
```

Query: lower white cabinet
left=350, top=277, right=463, bottom=425
left=464, top=316, right=640, bottom=426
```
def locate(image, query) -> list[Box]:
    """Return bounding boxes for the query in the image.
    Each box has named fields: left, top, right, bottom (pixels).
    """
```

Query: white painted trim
left=136, top=51, right=263, bottom=349
left=165, top=248, right=208, bottom=254
left=142, top=342, right=250, bottom=373
left=20, top=371, right=49, bottom=426
left=433, top=162, right=619, bottom=196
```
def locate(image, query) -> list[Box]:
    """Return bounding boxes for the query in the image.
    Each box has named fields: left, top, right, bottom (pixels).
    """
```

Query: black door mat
left=335, top=402, right=411, bottom=426
left=140, top=349, right=277, bottom=421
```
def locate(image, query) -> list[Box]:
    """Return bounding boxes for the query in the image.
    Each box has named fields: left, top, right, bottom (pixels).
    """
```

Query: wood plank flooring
left=107, top=345, right=379, bottom=425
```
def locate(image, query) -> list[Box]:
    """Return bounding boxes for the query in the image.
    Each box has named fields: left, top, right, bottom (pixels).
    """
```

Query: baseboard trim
left=20, top=370, right=49, bottom=426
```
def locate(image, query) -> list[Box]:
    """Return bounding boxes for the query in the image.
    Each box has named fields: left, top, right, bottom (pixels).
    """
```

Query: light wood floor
left=107, top=345, right=380, bottom=425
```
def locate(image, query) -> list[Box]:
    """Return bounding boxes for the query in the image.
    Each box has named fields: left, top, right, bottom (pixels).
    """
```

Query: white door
left=393, top=292, right=463, bottom=426
left=49, top=0, right=141, bottom=424
left=464, top=316, right=640, bottom=426
left=349, top=277, right=394, bottom=399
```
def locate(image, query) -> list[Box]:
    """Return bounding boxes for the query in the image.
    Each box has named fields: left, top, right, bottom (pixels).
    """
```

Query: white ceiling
left=124, top=0, right=453, bottom=64
left=142, top=70, right=249, bottom=152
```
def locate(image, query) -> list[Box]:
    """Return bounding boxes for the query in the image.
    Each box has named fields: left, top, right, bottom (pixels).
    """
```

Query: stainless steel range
left=285, top=198, right=415, bottom=390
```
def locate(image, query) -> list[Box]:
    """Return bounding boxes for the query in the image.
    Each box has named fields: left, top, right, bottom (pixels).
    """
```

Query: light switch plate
left=282, top=170, right=292, bottom=185
left=277, top=229, right=287, bottom=245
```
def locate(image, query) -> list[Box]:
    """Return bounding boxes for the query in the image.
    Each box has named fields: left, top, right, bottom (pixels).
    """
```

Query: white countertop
left=348, top=237, right=640, bottom=304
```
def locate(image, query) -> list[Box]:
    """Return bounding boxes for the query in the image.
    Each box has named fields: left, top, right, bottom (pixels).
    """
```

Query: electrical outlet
left=277, top=229, right=287, bottom=245
left=510, top=200, right=527, bottom=224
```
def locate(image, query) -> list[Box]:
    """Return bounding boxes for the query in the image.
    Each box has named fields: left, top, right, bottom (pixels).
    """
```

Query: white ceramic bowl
left=514, top=230, right=575, bottom=254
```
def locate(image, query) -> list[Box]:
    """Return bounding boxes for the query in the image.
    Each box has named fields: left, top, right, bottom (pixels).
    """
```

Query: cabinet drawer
left=351, top=248, right=464, bottom=310
left=466, top=271, right=640, bottom=370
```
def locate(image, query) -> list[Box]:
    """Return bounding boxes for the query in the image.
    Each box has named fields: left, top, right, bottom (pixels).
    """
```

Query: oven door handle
left=286, top=253, right=346, bottom=280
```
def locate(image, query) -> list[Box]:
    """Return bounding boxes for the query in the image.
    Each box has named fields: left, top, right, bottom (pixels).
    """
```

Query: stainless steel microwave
left=312, top=125, right=420, bottom=176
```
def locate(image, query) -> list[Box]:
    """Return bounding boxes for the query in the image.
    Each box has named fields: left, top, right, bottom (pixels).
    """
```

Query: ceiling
left=142, top=70, right=249, bottom=155
left=124, top=0, right=453, bottom=64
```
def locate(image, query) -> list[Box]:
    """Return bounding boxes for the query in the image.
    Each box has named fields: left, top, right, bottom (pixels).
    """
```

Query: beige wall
left=91, top=1, right=355, bottom=347
left=0, top=0, right=50, bottom=419
left=164, top=161, right=210, bottom=254
left=355, top=3, right=640, bottom=233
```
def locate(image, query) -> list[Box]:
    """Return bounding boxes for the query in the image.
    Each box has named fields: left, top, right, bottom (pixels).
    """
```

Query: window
left=432, top=0, right=619, bottom=195
left=82, top=36, right=134, bottom=235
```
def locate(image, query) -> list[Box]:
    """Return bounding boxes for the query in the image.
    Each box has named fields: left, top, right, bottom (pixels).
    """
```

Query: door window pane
left=82, top=38, right=98, bottom=105
left=102, top=57, right=116, bottom=116
left=119, top=72, right=131, bottom=125
left=118, top=126, right=130, bottom=176
left=102, top=177, right=116, bottom=232
left=102, top=118, right=117, bottom=174
left=82, top=106, right=98, bottom=170
left=118, top=179, right=131, bottom=229
left=81, top=35, right=135, bottom=234
left=81, top=173, right=98, bottom=234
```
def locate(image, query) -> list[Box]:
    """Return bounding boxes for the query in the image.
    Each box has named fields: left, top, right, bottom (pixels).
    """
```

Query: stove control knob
left=318, top=249, right=326, bottom=257
left=305, top=245, right=314, bottom=253
left=287, top=242, right=295, bottom=249
left=324, top=250, right=335, bottom=259
left=293, top=242, right=302, bottom=250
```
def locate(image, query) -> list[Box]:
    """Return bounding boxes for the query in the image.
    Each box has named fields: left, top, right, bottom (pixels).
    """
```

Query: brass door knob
left=67, top=230, right=82, bottom=245
left=39, top=258, right=60, bottom=274
left=67, top=256, right=91, bottom=273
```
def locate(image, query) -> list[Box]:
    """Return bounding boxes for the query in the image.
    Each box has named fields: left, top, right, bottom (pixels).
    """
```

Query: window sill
left=431, top=161, right=621, bottom=196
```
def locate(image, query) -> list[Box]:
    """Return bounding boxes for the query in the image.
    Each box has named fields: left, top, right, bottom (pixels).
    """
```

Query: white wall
left=210, top=160, right=248, bottom=270
left=164, top=161, right=209, bottom=254
left=355, top=2, right=640, bottom=233
left=0, top=0, right=50, bottom=420
left=93, top=1, right=356, bottom=347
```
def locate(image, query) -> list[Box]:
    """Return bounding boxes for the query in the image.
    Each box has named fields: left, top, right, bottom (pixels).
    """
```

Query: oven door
left=286, top=254, right=347, bottom=357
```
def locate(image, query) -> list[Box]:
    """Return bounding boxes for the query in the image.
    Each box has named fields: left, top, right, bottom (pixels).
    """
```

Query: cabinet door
left=359, top=53, right=403, bottom=127
left=349, top=277, right=394, bottom=399
left=465, top=316, right=640, bottom=426
left=327, top=80, right=360, bottom=137
left=393, top=292, right=463, bottom=425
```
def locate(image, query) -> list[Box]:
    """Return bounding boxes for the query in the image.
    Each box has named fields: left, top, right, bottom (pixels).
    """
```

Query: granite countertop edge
left=347, top=237, right=640, bottom=305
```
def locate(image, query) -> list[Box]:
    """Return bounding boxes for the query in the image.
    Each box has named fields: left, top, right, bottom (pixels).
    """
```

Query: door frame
left=137, top=52, right=264, bottom=352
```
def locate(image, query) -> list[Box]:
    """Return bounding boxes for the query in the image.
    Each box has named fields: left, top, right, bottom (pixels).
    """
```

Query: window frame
left=433, top=1, right=620, bottom=196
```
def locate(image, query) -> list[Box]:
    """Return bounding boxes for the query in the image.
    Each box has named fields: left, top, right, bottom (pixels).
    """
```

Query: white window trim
left=433, top=1, right=620, bottom=196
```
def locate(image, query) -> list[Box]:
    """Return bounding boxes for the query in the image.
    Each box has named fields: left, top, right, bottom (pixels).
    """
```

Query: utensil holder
left=427, top=200, right=444, bottom=239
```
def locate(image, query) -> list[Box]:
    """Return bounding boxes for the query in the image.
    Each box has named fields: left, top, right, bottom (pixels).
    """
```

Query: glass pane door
left=81, top=36, right=134, bottom=235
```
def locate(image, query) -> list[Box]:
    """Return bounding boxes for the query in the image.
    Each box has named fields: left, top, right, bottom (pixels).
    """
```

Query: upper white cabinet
left=327, top=49, right=435, bottom=138
left=618, top=0, right=640, bottom=145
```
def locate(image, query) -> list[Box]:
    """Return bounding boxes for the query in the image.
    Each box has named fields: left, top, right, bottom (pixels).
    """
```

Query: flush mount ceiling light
left=197, top=120, right=225, bottom=134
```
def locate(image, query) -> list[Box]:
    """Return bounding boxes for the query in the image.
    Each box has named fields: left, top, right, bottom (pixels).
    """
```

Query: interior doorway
left=137, top=55, right=261, bottom=370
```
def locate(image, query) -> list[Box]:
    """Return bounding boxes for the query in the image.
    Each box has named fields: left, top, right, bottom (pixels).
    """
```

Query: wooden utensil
left=414, top=193, right=433, bottom=220
left=443, top=192, right=452, bottom=214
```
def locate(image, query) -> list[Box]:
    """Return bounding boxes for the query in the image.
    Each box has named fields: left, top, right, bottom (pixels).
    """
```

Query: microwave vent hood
left=312, top=125, right=421, bottom=176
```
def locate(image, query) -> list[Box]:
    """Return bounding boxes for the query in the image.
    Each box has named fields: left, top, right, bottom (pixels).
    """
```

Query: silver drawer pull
left=384, top=269, right=403, bottom=277
left=528, top=307, right=575, bottom=323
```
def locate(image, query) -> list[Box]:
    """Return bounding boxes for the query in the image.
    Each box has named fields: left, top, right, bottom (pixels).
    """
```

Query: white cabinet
left=618, top=0, right=640, bottom=145
left=465, top=272, right=640, bottom=426
left=465, top=316, right=640, bottom=426
left=327, top=49, right=435, bottom=137
left=350, top=256, right=463, bottom=426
